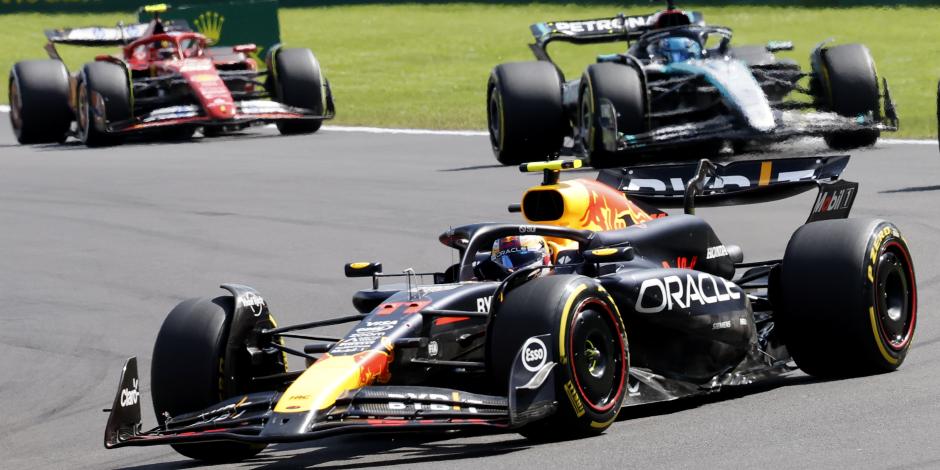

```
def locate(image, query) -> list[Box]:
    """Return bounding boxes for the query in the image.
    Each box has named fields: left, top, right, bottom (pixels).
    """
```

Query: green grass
left=3, top=4, right=940, bottom=137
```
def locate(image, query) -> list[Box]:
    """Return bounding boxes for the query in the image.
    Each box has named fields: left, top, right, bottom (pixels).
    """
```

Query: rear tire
left=8, top=60, right=71, bottom=144
left=579, top=63, right=647, bottom=169
left=151, top=296, right=278, bottom=462
left=815, top=44, right=881, bottom=150
left=778, top=219, right=916, bottom=377
left=488, top=275, right=628, bottom=439
left=76, top=61, right=130, bottom=147
left=487, top=61, right=566, bottom=165
left=270, top=48, right=324, bottom=135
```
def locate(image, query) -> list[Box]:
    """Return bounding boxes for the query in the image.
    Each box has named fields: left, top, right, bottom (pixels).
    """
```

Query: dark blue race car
left=487, top=1, right=898, bottom=167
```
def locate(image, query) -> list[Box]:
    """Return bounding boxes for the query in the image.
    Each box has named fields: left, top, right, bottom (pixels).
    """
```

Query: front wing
left=597, top=103, right=897, bottom=155
left=105, top=359, right=512, bottom=448
left=105, top=337, right=557, bottom=449
left=105, top=99, right=335, bottom=134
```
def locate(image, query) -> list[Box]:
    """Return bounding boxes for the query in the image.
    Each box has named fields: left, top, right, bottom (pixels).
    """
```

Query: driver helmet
left=649, top=36, right=701, bottom=63
left=150, top=41, right=176, bottom=60
left=490, top=235, right=552, bottom=278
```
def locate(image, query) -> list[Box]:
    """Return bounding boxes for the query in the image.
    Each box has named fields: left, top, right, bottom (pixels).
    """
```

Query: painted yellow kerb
left=558, top=284, right=588, bottom=363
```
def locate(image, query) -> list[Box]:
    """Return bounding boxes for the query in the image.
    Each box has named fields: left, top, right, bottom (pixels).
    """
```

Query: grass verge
left=1, top=4, right=938, bottom=137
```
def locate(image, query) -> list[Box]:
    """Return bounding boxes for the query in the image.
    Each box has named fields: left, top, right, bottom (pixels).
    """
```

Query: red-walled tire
left=488, top=275, right=628, bottom=439
left=778, top=219, right=916, bottom=377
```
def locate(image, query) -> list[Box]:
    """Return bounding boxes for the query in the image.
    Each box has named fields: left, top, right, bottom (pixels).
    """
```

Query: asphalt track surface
left=1, top=119, right=939, bottom=470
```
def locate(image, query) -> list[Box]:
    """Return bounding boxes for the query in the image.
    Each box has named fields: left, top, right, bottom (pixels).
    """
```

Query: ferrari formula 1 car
left=104, top=156, right=916, bottom=462
left=8, top=5, right=334, bottom=147
left=487, top=1, right=898, bottom=167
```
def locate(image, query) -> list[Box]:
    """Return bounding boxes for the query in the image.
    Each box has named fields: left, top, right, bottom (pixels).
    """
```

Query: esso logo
left=522, top=337, right=547, bottom=372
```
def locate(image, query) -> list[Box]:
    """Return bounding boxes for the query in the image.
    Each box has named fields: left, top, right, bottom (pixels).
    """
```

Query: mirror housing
left=583, top=246, right=635, bottom=263
left=233, top=43, right=258, bottom=54
left=345, top=262, right=382, bottom=278
left=766, top=41, right=794, bottom=52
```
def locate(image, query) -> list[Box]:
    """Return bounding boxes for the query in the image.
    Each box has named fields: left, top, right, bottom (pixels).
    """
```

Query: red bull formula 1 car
left=8, top=5, right=333, bottom=147
left=104, top=156, right=916, bottom=462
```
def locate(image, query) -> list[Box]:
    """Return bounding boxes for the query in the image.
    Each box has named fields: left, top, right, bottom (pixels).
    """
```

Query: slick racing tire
left=580, top=63, right=647, bottom=169
left=815, top=44, right=880, bottom=150
left=487, top=61, right=566, bottom=165
left=488, top=275, right=628, bottom=439
left=8, top=60, right=71, bottom=144
left=269, top=48, right=324, bottom=135
left=778, top=219, right=916, bottom=377
left=151, top=296, right=284, bottom=462
left=76, top=61, right=130, bottom=147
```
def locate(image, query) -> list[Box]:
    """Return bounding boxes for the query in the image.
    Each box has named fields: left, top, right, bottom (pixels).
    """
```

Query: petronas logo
left=194, top=11, right=224, bottom=45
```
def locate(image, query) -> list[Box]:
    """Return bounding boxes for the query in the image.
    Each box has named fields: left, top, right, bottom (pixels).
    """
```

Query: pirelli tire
left=269, top=47, right=324, bottom=135
left=151, top=296, right=284, bottom=462
left=487, top=61, right=567, bottom=165
left=814, top=44, right=881, bottom=150
left=579, top=63, right=647, bottom=169
left=8, top=60, right=72, bottom=144
left=487, top=275, right=628, bottom=440
left=76, top=61, right=131, bottom=147
left=778, top=219, right=917, bottom=378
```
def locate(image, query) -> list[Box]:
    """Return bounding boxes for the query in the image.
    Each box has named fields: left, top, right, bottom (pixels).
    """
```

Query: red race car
left=8, top=5, right=334, bottom=146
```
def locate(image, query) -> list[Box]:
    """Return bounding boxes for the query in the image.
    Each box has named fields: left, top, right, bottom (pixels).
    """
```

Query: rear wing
left=529, top=11, right=703, bottom=62
left=45, top=24, right=150, bottom=47
left=597, top=156, right=858, bottom=224
left=44, top=20, right=191, bottom=47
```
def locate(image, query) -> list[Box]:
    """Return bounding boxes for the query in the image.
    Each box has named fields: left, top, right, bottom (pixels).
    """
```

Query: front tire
left=488, top=275, right=628, bottom=439
left=151, top=296, right=280, bottom=462
left=815, top=44, right=881, bottom=150
left=579, top=63, right=647, bottom=168
left=8, top=60, right=71, bottom=144
left=269, top=48, right=324, bottom=135
left=76, top=61, right=131, bottom=147
left=487, top=61, right=566, bottom=165
left=778, top=219, right=916, bottom=377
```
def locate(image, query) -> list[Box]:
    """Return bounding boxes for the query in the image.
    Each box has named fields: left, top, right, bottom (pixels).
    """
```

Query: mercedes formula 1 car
left=8, top=5, right=334, bottom=147
left=104, top=156, right=916, bottom=462
left=487, top=1, right=898, bottom=167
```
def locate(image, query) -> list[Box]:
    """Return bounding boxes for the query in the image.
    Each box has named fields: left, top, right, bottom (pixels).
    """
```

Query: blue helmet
left=650, top=36, right=702, bottom=63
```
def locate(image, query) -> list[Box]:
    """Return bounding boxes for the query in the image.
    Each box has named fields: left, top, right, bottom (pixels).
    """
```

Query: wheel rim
left=9, top=78, right=23, bottom=133
left=487, top=88, right=502, bottom=151
left=77, top=82, right=90, bottom=140
left=569, top=299, right=625, bottom=412
left=578, top=86, right=593, bottom=152
left=875, top=242, right=916, bottom=351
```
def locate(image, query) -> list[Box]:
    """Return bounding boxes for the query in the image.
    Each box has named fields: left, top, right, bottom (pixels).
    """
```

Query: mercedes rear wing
left=529, top=11, right=703, bottom=62
left=597, top=156, right=858, bottom=223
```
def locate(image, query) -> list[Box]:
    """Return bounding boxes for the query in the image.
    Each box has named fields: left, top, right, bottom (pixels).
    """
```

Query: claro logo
left=120, top=378, right=140, bottom=408
left=636, top=273, right=741, bottom=313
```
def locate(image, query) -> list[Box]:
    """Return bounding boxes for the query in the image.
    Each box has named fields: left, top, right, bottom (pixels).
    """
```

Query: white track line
left=880, top=138, right=935, bottom=145
left=321, top=125, right=487, bottom=136
left=0, top=106, right=932, bottom=143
